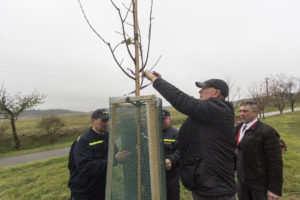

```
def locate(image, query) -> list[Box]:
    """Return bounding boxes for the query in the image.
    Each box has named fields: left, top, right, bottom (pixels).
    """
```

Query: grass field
left=0, top=114, right=91, bottom=136
left=0, top=157, right=69, bottom=200
left=0, top=105, right=298, bottom=155
left=263, top=111, right=300, bottom=199
left=0, top=114, right=90, bottom=156
left=0, top=110, right=300, bottom=199
left=0, top=108, right=185, bottom=156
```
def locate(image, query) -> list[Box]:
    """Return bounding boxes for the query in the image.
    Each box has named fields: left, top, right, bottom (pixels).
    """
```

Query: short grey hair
left=240, top=100, right=259, bottom=112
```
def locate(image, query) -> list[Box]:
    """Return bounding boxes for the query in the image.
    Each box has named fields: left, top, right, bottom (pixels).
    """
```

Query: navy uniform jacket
left=68, top=128, right=110, bottom=199
left=163, top=125, right=179, bottom=179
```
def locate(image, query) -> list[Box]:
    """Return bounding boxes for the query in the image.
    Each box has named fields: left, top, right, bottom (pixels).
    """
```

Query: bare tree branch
left=138, top=25, right=145, bottom=69
left=269, top=74, right=287, bottom=114
left=148, top=55, right=161, bottom=71
left=143, top=0, right=154, bottom=69
left=248, top=81, right=268, bottom=118
left=112, top=42, right=123, bottom=52
left=78, top=0, right=135, bottom=80
left=77, top=0, right=158, bottom=86
left=124, top=21, right=134, bottom=27
left=140, top=76, right=145, bottom=87
left=138, top=0, right=154, bottom=72
left=111, top=0, right=135, bottom=62
left=139, top=55, right=161, bottom=87
left=122, top=1, right=133, bottom=21
left=77, top=0, right=109, bottom=44
left=224, top=74, right=241, bottom=101
left=107, top=43, right=136, bottom=80
left=115, top=31, right=133, bottom=39
left=284, top=76, right=300, bottom=112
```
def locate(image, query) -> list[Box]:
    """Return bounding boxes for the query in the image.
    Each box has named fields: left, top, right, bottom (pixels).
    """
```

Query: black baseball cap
left=162, top=109, right=170, bottom=119
left=91, top=109, right=109, bottom=120
left=195, top=79, right=229, bottom=98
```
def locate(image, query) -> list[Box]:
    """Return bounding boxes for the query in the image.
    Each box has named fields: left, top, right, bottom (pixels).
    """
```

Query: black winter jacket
left=153, top=78, right=236, bottom=197
left=68, top=128, right=109, bottom=199
left=235, top=120, right=283, bottom=196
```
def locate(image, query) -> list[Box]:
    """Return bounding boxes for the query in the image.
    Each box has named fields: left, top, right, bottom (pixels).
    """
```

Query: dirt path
left=0, top=147, right=70, bottom=168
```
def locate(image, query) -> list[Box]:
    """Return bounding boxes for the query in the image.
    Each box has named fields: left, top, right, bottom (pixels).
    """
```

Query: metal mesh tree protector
left=106, top=95, right=167, bottom=200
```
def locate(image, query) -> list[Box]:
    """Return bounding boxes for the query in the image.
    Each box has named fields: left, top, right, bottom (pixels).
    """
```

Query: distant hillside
left=19, top=109, right=89, bottom=118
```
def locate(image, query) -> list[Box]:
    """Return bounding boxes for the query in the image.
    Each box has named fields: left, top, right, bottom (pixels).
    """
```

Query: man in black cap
left=68, top=109, right=130, bottom=200
left=162, top=109, right=180, bottom=200
left=144, top=70, right=236, bottom=200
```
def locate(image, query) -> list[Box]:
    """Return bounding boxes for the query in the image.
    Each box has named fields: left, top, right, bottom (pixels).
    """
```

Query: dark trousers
left=237, top=181, right=267, bottom=200
left=166, top=175, right=180, bottom=200
left=70, top=197, right=101, bottom=200
left=70, top=193, right=105, bottom=200
left=192, top=192, right=234, bottom=200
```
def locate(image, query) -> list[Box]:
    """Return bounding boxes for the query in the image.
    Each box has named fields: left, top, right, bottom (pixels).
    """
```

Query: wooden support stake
left=105, top=105, right=117, bottom=200
left=136, top=107, right=142, bottom=200
left=147, top=96, right=162, bottom=200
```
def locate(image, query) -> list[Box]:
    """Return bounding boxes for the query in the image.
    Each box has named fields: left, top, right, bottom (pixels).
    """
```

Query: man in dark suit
left=235, top=101, right=283, bottom=200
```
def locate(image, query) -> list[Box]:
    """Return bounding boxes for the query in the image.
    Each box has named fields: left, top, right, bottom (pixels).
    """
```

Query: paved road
left=1, top=108, right=299, bottom=168
left=0, top=147, right=70, bottom=168
left=263, top=107, right=300, bottom=117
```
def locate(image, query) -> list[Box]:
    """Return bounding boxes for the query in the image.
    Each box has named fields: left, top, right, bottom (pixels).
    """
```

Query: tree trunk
left=279, top=107, right=283, bottom=114
left=133, top=0, right=140, bottom=97
left=10, top=117, right=21, bottom=149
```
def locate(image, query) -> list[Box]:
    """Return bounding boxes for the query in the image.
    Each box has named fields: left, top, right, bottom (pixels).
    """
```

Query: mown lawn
left=0, top=111, right=299, bottom=199
left=0, top=156, right=194, bottom=200
left=261, top=111, right=300, bottom=199
left=0, top=156, right=69, bottom=200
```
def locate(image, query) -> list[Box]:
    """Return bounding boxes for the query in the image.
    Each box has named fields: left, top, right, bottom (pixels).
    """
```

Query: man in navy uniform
left=162, top=109, right=180, bottom=200
left=68, top=109, right=130, bottom=200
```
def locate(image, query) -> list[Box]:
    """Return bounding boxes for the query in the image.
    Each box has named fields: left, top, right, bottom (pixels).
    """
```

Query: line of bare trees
left=248, top=73, right=300, bottom=118
left=1, top=73, right=299, bottom=149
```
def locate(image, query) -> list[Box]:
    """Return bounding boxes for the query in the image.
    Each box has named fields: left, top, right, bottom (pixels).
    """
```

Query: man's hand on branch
left=115, top=150, right=131, bottom=163
left=143, top=70, right=161, bottom=83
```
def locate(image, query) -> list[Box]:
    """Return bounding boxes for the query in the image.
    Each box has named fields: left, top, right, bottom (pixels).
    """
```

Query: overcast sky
left=1, top=0, right=299, bottom=112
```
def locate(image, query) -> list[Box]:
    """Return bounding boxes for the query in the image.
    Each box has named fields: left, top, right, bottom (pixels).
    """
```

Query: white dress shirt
left=238, top=118, right=258, bottom=143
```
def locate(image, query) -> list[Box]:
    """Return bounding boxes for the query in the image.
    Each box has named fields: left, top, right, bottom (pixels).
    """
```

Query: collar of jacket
left=90, top=127, right=108, bottom=136
left=163, top=125, right=171, bottom=133
left=245, top=119, right=260, bottom=132
left=237, top=119, right=260, bottom=130
left=207, top=97, right=234, bottom=110
left=236, top=120, right=260, bottom=147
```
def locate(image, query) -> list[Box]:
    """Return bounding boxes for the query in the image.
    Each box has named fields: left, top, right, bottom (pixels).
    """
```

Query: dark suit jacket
left=235, top=120, right=283, bottom=196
